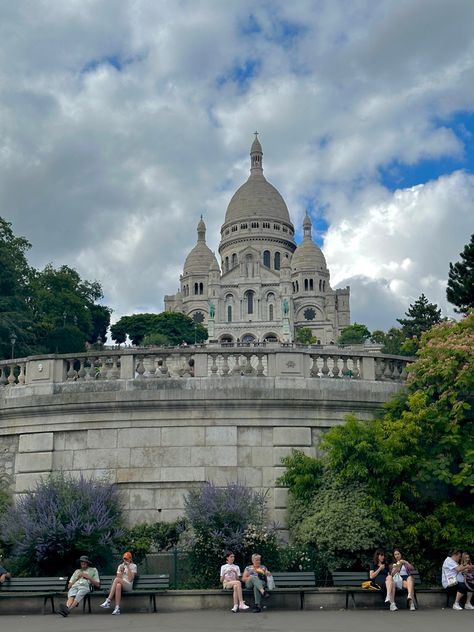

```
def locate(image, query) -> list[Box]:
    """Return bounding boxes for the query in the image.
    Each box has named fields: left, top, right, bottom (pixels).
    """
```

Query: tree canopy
left=447, top=234, right=474, bottom=314
left=279, top=312, right=474, bottom=579
left=338, top=323, right=371, bottom=345
left=110, top=312, right=208, bottom=346
left=0, top=217, right=111, bottom=359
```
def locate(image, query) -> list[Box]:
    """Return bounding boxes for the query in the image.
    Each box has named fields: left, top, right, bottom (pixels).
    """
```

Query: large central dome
left=224, top=135, right=291, bottom=225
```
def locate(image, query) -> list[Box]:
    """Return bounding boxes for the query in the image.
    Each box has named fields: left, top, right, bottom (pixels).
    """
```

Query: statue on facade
left=209, top=301, right=215, bottom=319
left=282, top=297, right=289, bottom=317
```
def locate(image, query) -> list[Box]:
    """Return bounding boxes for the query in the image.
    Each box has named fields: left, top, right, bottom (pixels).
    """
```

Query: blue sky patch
left=80, top=53, right=143, bottom=75
left=380, top=111, right=474, bottom=190
left=294, top=199, right=329, bottom=246
left=217, top=59, right=260, bottom=90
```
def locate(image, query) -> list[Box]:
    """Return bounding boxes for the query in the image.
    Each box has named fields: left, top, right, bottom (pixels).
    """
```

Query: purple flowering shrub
left=0, top=472, right=124, bottom=576
left=183, top=482, right=280, bottom=587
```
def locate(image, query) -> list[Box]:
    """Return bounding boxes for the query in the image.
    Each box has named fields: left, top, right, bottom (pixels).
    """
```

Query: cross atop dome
left=250, top=132, right=263, bottom=172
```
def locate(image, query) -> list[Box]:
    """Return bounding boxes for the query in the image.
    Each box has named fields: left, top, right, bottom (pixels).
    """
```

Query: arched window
left=323, top=280, right=326, bottom=291
left=269, top=304, right=274, bottom=321
left=304, top=278, right=309, bottom=291
left=227, top=305, right=232, bottom=322
left=194, top=283, right=198, bottom=295
left=274, top=251, right=280, bottom=270
left=225, top=257, right=229, bottom=272
left=245, top=290, right=254, bottom=315
left=199, top=282, right=204, bottom=295
left=232, top=253, right=237, bottom=267
left=296, top=280, right=299, bottom=292
left=310, top=279, right=314, bottom=291
left=263, top=250, right=271, bottom=267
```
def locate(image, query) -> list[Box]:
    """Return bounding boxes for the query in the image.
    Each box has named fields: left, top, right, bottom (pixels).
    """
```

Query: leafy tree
left=280, top=313, right=474, bottom=580
left=296, top=327, right=317, bottom=344
left=0, top=218, right=35, bottom=359
left=114, top=520, right=184, bottom=564
left=396, top=293, right=442, bottom=340
left=338, top=323, right=371, bottom=345
left=111, top=312, right=207, bottom=346
left=447, top=234, right=474, bottom=313
left=141, top=332, right=170, bottom=346
left=0, top=472, right=124, bottom=576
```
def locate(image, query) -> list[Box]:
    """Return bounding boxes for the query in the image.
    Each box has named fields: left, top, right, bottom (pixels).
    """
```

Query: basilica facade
left=164, top=135, right=350, bottom=344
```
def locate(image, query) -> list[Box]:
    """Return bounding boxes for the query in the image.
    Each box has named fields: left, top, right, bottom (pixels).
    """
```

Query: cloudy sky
left=1, top=0, right=473, bottom=332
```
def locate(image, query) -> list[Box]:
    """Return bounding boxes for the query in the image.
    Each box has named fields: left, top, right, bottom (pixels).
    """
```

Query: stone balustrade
left=0, top=346, right=412, bottom=390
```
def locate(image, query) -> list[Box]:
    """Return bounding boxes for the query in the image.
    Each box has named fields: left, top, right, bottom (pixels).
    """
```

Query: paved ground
left=0, top=609, right=472, bottom=632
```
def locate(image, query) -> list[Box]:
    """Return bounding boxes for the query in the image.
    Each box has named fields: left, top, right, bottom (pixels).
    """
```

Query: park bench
left=235, top=571, right=316, bottom=610
left=272, top=571, right=317, bottom=609
left=84, top=573, right=170, bottom=613
left=332, top=570, right=421, bottom=609
left=0, top=576, right=68, bottom=614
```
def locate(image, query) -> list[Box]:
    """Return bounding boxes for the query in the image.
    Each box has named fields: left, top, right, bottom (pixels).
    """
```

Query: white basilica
left=164, top=135, right=350, bottom=344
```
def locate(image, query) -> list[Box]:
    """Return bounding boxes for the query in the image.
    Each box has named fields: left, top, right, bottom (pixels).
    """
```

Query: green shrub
left=114, top=520, right=184, bottom=563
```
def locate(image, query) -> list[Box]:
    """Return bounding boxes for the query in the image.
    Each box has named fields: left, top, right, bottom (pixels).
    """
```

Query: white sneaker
left=112, top=606, right=121, bottom=615
left=453, top=602, right=463, bottom=610
left=464, top=603, right=474, bottom=610
left=231, top=605, right=238, bottom=613
left=100, top=599, right=111, bottom=608
left=239, top=602, right=250, bottom=610
left=390, top=602, right=398, bottom=611
left=409, top=601, right=416, bottom=611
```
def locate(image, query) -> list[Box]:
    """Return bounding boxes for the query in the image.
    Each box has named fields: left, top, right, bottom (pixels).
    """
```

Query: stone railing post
left=193, top=353, right=208, bottom=377
left=360, top=355, right=375, bottom=380
left=120, top=354, right=135, bottom=379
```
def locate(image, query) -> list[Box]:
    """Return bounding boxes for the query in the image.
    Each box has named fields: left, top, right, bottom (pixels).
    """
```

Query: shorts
left=67, top=584, right=90, bottom=603
left=122, top=579, right=133, bottom=592
left=223, top=581, right=239, bottom=589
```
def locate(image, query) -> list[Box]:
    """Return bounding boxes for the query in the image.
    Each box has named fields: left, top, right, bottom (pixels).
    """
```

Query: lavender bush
left=0, top=472, right=124, bottom=575
left=183, top=482, right=280, bottom=587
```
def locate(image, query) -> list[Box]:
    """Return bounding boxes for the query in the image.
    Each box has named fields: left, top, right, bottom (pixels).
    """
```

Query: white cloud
left=0, top=0, right=473, bottom=332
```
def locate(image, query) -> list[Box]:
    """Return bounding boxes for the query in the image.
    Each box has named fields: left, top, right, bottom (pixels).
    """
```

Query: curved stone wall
left=0, top=348, right=409, bottom=526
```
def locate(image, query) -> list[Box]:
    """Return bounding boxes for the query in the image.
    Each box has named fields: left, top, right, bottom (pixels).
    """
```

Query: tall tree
left=396, top=294, right=442, bottom=340
left=447, top=234, right=474, bottom=314
left=0, top=218, right=35, bottom=359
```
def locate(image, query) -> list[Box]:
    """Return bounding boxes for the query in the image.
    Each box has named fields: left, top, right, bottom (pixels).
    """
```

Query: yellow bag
left=361, top=580, right=381, bottom=591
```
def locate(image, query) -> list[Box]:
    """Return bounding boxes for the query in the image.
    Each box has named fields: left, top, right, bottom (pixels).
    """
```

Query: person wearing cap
left=58, top=555, right=100, bottom=617
left=100, top=551, right=137, bottom=615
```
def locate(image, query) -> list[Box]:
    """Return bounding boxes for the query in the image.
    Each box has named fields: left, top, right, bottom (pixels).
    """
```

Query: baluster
left=98, top=356, right=109, bottom=379
left=77, top=358, right=86, bottom=380
left=107, top=357, right=120, bottom=380
left=256, top=354, right=265, bottom=377
left=0, top=367, right=8, bottom=386
left=374, top=358, right=383, bottom=380
left=136, top=357, right=146, bottom=379
left=321, top=355, right=330, bottom=377
left=310, top=354, right=320, bottom=378
left=341, top=356, right=350, bottom=378
left=243, top=354, right=254, bottom=375
left=147, top=356, right=157, bottom=379
left=383, top=359, right=393, bottom=380
left=17, top=362, right=26, bottom=385
left=160, top=355, right=170, bottom=377
left=67, top=359, right=78, bottom=381
left=84, top=358, right=95, bottom=380
left=7, top=364, right=16, bottom=385
left=221, top=354, right=230, bottom=377
left=399, top=361, right=408, bottom=382
left=209, top=354, right=219, bottom=376
left=332, top=355, right=340, bottom=378
left=351, top=356, right=360, bottom=379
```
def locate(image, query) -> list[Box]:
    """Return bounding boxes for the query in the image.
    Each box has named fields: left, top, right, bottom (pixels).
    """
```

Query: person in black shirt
left=369, top=549, right=397, bottom=610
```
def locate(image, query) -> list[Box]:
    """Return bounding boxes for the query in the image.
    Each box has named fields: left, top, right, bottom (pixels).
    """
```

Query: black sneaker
left=57, top=603, right=70, bottom=617
left=253, top=605, right=262, bottom=613
left=263, top=590, right=270, bottom=599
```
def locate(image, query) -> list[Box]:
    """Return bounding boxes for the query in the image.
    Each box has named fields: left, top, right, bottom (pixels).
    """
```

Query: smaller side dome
left=183, top=216, right=219, bottom=275
left=291, top=213, right=328, bottom=272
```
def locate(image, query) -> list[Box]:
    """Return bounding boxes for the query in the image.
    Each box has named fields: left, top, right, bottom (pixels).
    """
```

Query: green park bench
left=332, top=570, right=421, bottom=609
left=0, top=576, right=68, bottom=614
